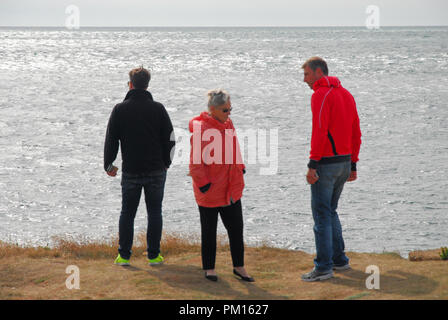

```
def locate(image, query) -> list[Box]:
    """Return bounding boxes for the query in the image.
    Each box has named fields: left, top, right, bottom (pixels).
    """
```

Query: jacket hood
left=313, top=76, right=341, bottom=91
left=189, top=111, right=232, bottom=132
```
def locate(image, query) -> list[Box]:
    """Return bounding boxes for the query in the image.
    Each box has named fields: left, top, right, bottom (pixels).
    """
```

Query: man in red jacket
left=301, top=57, right=362, bottom=282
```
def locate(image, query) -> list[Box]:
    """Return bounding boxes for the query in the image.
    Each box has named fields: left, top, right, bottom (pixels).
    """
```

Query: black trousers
left=198, top=200, right=245, bottom=270
left=119, top=171, right=166, bottom=260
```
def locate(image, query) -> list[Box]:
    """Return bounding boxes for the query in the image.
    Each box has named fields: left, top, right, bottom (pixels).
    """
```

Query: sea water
left=0, top=27, right=447, bottom=256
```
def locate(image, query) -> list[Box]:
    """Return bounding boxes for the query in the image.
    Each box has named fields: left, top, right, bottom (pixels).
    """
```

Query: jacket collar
left=189, top=111, right=232, bottom=132
left=200, top=111, right=232, bottom=129
left=124, top=89, right=154, bottom=101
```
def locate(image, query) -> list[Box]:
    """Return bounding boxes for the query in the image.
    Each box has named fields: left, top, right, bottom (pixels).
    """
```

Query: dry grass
left=408, top=249, right=444, bottom=262
left=1, top=235, right=447, bottom=300
left=0, top=232, right=213, bottom=260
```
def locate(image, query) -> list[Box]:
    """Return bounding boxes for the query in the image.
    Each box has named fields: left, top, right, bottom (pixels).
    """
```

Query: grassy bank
left=1, top=234, right=447, bottom=300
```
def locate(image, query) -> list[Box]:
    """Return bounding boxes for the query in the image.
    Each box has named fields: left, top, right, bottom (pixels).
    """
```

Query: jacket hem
left=308, top=154, right=351, bottom=169
left=195, top=196, right=242, bottom=208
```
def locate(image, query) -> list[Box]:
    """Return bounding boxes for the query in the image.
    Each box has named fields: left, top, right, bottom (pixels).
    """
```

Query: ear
left=129, top=81, right=134, bottom=90
left=315, top=67, right=324, bottom=77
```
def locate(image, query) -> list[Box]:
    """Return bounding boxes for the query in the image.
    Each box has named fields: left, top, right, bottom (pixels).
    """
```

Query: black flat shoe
left=233, top=269, right=255, bottom=282
left=205, top=272, right=218, bottom=282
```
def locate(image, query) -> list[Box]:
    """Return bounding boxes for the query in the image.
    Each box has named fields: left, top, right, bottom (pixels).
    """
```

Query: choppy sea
left=0, top=26, right=447, bottom=257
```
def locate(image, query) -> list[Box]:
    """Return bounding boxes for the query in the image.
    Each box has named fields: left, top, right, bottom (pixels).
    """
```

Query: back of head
left=207, top=89, right=230, bottom=107
left=129, top=66, right=151, bottom=89
left=302, top=56, right=329, bottom=76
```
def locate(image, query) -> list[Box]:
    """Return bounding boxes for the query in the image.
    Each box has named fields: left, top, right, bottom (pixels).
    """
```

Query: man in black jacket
left=104, top=67, right=175, bottom=266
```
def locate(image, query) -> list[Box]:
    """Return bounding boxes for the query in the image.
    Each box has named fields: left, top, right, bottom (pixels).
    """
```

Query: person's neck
left=209, top=112, right=225, bottom=123
left=315, top=75, right=324, bottom=83
left=129, top=86, right=148, bottom=91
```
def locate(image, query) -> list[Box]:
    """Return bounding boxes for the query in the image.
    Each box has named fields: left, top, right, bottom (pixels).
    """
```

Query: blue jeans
left=118, top=170, right=167, bottom=260
left=311, top=161, right=350, bottom=272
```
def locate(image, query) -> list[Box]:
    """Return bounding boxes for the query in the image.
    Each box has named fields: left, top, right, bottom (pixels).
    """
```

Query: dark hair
left=129, top=66, right=151, bottom=89
left=302, top=57, right=329, bottom=76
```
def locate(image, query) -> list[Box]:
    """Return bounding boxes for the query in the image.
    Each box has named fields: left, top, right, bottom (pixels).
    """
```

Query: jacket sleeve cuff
left=351, top=162, right=357, bottom=171
left=199, top=183, right=211, bottom=193
left=307, top=160, right=318, bottom=169
left=105, top=164, right=114, bottom=172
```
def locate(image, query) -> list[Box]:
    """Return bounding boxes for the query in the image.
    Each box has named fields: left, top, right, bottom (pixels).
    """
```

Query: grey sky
left=0, top=0, right=447, bottom=27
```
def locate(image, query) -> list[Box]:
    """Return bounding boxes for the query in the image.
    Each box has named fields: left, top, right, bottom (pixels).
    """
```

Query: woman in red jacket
left=189, top=89, right=254, bottom=282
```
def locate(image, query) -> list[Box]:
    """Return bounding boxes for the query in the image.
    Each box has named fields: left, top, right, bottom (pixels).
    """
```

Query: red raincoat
left=309, top=76, right=362, bottom=167
left=189, top=112, right=245, bottom=207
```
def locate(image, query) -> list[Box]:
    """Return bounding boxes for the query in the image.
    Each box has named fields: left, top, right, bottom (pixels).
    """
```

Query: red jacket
left=189, top=112, right=245, bottom=207
left=308, top=76, right=362, bottom=170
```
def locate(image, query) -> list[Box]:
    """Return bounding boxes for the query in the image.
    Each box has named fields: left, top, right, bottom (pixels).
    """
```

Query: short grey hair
left=301, top=56, right=329, bottom=76
left=207, top=89, right=230, bottom=107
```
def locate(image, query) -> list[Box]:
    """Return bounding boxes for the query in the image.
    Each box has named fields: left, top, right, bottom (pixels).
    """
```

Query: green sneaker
left=114, top=254, right=130, bottom=266
left=148, top=254, right=164, bottom=266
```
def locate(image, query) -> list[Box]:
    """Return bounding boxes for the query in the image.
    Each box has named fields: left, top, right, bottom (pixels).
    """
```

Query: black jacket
left=104, top=89, right=175, bottom=175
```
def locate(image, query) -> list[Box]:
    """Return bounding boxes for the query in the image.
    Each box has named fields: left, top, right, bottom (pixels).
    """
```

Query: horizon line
left=1, top=25, right=447, bottom=28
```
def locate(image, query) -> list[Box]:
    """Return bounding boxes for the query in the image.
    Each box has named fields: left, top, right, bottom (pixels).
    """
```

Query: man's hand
left=347, top=170, right=357, bottom=182
left=306, top=168, right=319, bottom=185
left=107, top=166, right=118, bottom=177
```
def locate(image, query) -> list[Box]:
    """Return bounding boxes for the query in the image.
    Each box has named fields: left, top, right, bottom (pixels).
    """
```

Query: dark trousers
left=118, top=170, right=166, bottom=260
left=198, top=200, right=244, bottom=270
